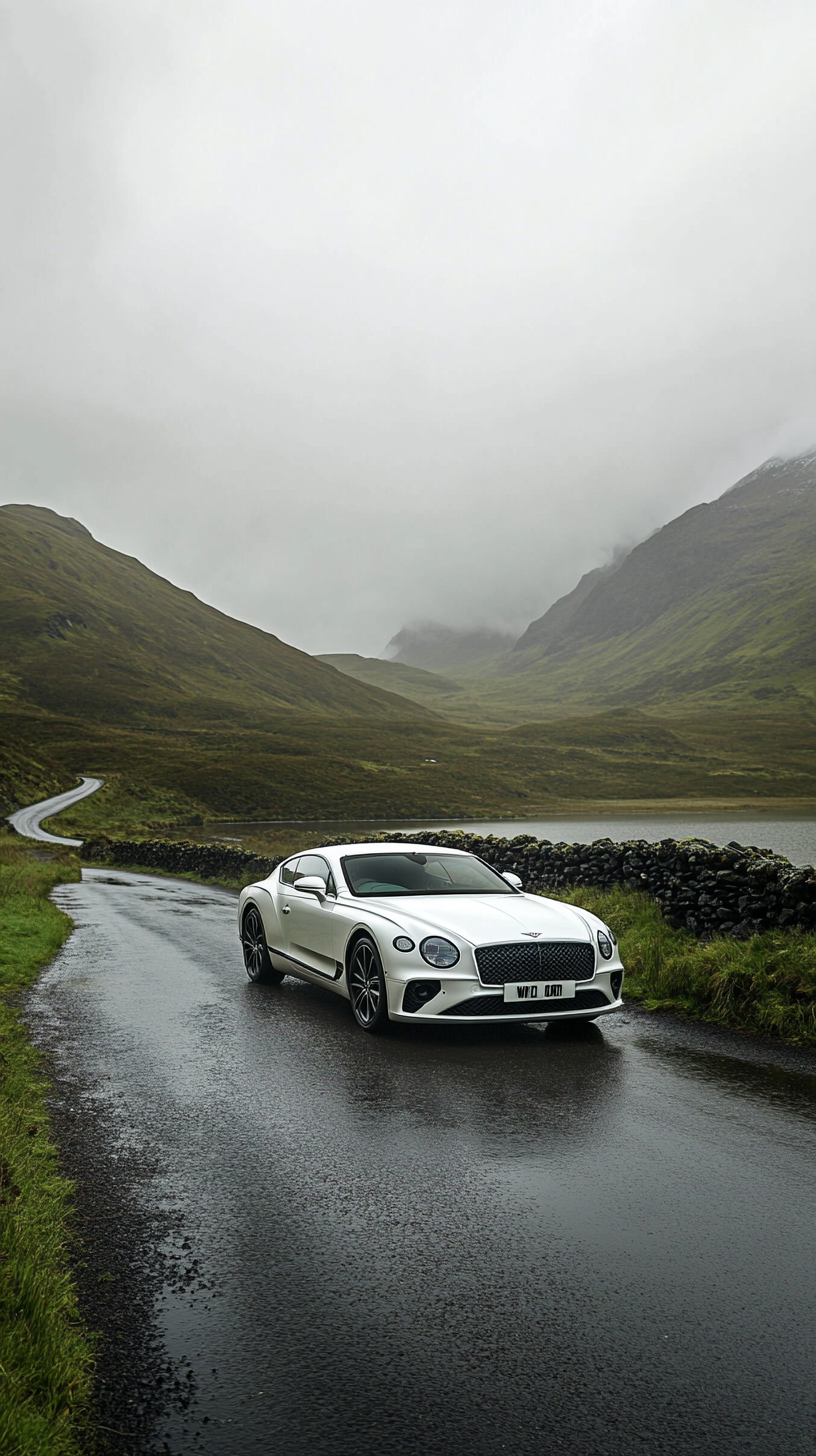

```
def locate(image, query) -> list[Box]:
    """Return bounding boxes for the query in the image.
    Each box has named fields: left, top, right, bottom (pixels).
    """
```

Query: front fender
left=337, top=908, right=403, bottom=964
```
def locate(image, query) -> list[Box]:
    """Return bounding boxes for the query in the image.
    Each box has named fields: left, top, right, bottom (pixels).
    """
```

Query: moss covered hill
left=469, top=453, right=816, bottom=720
left=316, top=653, right=464, bottom=711
left=0, top=505, right=427, bottom=725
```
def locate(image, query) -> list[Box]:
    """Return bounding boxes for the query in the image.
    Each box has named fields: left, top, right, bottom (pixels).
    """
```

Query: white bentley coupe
left=238, top=842, right=624, bottom=1031
left=238, top=842, right=624, bottom=1032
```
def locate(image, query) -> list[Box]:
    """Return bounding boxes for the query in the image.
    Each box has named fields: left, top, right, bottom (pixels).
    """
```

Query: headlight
left=597, top=929, right=614, bottom=960
left=393, top=936, right=414, bottom=952
left=420, top=936, right=460, bottom=969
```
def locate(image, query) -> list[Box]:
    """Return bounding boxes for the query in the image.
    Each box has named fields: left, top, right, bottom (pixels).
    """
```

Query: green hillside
left=458, top=454, right=816, bottom=720
left=1, top=489, right=814, bottom=831
left=4, top=703, right=815, bottom=835
left=0, top=505, right=428, bottom=724
left=317, top=653, right=464, bottom=710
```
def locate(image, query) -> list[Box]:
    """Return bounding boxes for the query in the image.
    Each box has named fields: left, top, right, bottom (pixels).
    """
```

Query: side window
left=296, top=855, right=334, bottom=894
left=280, top=858, right=300, bottom=886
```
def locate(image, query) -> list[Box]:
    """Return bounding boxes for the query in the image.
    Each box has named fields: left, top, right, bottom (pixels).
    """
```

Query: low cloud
left=3, top=0, right=816, bottom=653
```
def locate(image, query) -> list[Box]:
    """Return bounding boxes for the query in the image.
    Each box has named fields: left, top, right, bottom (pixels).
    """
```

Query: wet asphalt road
left=7, top=775, right=103, bottom=844
left=29, top=869, right=816, bottom=1456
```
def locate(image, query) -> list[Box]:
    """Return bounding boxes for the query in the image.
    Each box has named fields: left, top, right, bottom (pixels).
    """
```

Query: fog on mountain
left=3, top=2, right=816, bottom=653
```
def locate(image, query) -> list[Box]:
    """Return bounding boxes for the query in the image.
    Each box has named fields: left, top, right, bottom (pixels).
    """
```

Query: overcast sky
left=3, top=0, right=816, bottom=655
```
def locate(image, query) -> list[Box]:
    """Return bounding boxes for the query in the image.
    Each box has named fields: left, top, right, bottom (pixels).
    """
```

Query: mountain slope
left=382, top=621, right=516, bottom=675
left=317, top=653, right=463, bottom=709
left=466, top=453, right=816, bottom=719
left=514, top=563, right=618, bottom=654
left=0, top=505, right=428, bottom=723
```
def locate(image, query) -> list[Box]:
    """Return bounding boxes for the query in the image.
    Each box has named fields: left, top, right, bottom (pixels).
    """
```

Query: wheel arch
left=240, top=896, right=259, bottom=931
left=242, top=886, right=281, bottom=946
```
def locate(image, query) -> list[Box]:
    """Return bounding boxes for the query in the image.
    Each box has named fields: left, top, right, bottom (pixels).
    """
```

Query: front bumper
left=385, top=964, right=623, bottom=1023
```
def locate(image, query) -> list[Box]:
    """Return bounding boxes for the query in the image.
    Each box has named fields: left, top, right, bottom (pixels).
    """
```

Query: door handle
left=282, top=904, right=290, bottom=915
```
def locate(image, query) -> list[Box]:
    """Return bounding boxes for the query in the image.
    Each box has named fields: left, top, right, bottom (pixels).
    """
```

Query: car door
left=275, top=854, right=340, bottom=979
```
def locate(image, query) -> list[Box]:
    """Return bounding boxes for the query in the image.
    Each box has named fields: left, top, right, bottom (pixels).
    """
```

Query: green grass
left=4, top=703, right=816, bottom=836
left=41, top=772, right=208, bottom=840
left=552, top=884, right=816, bottom=1047
left=0, top=832, right=93, bottom=1456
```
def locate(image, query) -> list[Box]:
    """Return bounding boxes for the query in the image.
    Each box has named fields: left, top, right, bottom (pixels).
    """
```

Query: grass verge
left=0, top=830, right=93, bottom=1455
left=552, top=884, right=816, bottom=1047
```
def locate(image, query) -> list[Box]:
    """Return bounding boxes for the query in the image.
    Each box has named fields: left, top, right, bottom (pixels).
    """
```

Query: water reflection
left=634, top=1031, right=816, bottom=1120
left=241, top=975, right=625, bottom=1159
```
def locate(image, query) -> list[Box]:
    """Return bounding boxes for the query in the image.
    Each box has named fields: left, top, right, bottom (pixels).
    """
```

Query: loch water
left=184, top=810, right=816, bottom=866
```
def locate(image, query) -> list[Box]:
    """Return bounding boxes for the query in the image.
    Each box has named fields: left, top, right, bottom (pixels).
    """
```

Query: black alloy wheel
left=348, top=936, right=390, bottom=1033
left=242, top=906, right=284, bottom=984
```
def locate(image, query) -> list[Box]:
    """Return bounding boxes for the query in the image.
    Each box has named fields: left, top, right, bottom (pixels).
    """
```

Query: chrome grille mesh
left=475, top=941, right=595, bottom=985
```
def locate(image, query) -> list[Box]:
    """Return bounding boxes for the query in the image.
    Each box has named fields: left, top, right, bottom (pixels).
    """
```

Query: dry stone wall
left=82, top=829, right=816, bottom=939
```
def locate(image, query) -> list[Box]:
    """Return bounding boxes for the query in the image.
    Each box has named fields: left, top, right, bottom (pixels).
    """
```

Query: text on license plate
left=504, top=980, right=577, bottom=1002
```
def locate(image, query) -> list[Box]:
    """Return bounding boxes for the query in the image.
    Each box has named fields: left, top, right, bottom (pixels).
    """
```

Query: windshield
left=341, top=851, right=515, bottom=897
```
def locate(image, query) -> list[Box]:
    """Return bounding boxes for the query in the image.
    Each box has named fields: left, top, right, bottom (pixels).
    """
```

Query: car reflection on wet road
left=29, top=868, right=816, bottom=1455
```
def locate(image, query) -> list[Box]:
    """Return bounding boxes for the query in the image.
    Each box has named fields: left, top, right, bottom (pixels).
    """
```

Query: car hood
left=357, top=892, right=593, bottom=946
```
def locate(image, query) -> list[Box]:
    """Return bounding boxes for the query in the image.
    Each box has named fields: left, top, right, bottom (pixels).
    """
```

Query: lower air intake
left=402, top=980, right=442, bottom=1013
left=441, top=989, right=609, bottom=1017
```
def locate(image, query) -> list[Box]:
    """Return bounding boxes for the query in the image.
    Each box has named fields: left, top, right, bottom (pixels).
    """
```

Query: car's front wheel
left=242, top=906, right=285, bottom=984
left=348, top=936, right=390, bottom=1033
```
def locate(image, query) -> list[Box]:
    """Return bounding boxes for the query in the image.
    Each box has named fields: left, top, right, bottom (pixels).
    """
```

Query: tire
left=348, top=936, right=390, bottom=1033
left=242, top=906, right=285, bottom=985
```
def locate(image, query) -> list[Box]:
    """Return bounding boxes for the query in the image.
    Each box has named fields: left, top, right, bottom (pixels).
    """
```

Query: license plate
left=504, top=980, right=576, bottom=1003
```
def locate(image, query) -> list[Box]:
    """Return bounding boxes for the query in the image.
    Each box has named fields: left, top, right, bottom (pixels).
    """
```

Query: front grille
left=475, top=941, right=595, bottom=986
left=441, top=989, right=610, bottom=1017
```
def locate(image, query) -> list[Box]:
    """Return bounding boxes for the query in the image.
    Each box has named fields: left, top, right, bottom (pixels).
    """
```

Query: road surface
left=8, top=776, right=103, bottom=844
left=29, top=867, right=816, bottom=1455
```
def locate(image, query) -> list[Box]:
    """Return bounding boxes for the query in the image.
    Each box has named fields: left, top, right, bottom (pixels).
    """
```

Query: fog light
left=402, top=980, right=442, bottom=1013
left=610, top=970, right=623, bottom=998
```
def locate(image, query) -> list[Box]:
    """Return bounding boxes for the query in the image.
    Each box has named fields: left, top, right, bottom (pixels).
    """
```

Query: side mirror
left=294, top=875, right=327, bottom=900
left=502, top=872, right=523, bottom=890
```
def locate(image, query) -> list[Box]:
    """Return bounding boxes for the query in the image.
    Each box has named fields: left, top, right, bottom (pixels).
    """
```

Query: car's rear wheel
left=242, top=906, right=285, bottom=984
left=348, top=936, right=390, bottom=1033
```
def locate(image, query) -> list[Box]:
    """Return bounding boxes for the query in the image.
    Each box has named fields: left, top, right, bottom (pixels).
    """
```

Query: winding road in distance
left=7, top=776, right=103, bottom=844
left=25, top=863, right=816, bottom=1456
